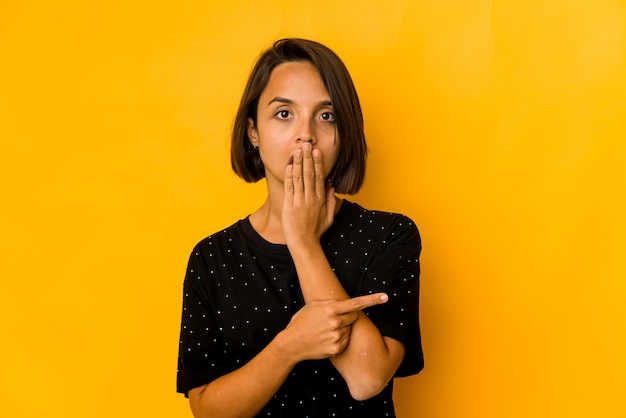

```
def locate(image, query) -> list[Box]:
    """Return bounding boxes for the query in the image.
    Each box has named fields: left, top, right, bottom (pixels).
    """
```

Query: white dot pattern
left=177, top=200, right=423, bottom=417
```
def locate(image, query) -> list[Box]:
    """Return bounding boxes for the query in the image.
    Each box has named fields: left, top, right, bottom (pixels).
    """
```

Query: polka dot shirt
left=177, top=200, right=423, bottom=417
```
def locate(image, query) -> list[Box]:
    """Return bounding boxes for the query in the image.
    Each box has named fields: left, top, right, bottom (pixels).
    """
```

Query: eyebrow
left=267, top=97, right=333, bottom=107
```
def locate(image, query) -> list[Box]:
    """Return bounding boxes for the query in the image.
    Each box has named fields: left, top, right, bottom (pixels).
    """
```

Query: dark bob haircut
left=230, top=38, right=367, bottom=195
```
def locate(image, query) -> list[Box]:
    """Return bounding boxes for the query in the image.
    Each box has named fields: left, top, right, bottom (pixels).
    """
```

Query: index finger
left=334, top=293, right=389, bottom=315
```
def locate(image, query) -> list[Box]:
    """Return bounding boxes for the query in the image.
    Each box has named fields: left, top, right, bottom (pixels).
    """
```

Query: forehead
left=260, top=61, right=330, bottom=100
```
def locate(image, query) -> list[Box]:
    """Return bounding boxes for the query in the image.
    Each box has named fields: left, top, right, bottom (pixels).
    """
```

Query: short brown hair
left=230, top=38, right=367, bottom=194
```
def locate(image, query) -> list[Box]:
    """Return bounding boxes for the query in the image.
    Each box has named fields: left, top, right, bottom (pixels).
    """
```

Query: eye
left=275, top=110, right=291, bottom=119
left=320, top=111, right=335, bottom=122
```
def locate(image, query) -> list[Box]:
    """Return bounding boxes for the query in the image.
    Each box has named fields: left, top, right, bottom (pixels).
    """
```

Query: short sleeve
left=361, top=216, right=424, bottom=377
left=176, top=245, right=228, bottom=397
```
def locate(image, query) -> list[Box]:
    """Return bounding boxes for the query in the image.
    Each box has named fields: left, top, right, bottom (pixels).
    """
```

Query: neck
left=249, top=178, right=344, bottom=245
left=249, top=180, right=288, bottom=244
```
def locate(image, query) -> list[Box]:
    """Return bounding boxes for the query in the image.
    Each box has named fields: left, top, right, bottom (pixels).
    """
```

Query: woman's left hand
left=282, top=142, right=336, bottom=248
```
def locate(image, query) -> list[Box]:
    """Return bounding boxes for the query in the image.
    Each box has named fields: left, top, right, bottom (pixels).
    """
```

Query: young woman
left=177, top=38, right=423, bottom=418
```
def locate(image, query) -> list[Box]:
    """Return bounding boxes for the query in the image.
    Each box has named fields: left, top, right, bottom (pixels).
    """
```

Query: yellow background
left=1, top=1, right=625, bottom=417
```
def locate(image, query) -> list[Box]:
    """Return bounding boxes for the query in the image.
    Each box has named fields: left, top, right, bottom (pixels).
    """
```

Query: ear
left=247, top=118, right=259, bottom=148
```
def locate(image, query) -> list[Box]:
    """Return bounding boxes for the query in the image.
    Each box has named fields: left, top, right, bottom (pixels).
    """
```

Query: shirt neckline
left=240, top=200, right=356, bottom=255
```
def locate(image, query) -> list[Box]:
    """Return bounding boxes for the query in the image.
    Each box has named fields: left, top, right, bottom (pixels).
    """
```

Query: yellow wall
left=1, top=1, right=625, bottom=417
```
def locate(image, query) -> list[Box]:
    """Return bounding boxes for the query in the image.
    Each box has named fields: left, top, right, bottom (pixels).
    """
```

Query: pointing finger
left=335, top=293, right=389, bottom=315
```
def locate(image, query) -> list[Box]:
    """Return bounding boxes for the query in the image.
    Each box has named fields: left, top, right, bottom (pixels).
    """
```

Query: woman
left=177, top=38, right=423, bottom=418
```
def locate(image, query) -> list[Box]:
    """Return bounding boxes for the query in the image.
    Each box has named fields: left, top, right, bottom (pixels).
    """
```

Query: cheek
left=324, top=145, right=341, bottom=175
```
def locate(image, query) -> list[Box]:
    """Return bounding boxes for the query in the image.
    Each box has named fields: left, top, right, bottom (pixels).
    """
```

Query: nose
left=295, top=117, right=316, bottom=144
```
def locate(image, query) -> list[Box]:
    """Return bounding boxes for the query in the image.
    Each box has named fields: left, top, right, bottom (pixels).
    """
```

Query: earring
left=253, top=145, right=258, bottom=151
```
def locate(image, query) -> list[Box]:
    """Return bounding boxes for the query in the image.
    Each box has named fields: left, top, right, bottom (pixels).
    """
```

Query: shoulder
left=187, top=219, right=251, bottom=261
left=195, top=219, right=246, bottom=247
left=183, top=219, right=251, bottom=288
left=339, top=200, right=421, bottom=244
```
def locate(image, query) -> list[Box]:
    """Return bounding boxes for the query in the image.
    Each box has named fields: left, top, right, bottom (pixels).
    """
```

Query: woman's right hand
left=279, top=293, right=388, bottom=361
left=282, top=143, right=336, bottom=249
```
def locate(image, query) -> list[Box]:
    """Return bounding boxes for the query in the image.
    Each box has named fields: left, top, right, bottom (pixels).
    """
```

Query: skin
left=188, top=61, right=406, bottom=418
left=247, top=60, right=340, bottom=243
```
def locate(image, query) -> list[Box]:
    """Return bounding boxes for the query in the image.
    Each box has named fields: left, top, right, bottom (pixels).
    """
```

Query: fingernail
left=303, top=142, right=311, bottom=151
left=380, top=294, right=389, bottom=302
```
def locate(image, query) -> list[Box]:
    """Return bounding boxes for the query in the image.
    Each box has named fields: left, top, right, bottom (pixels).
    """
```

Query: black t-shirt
left=177, top=200, right=423, bottom=417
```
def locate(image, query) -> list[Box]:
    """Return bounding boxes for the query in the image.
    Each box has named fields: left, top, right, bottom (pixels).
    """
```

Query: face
left=247, top=61, right=340, bottom=187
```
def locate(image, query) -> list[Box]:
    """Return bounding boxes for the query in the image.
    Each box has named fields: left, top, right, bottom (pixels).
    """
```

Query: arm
left=187, top=293, right=390, bottom=417
left=290, top=245, right=406, bottom=400
left=188, top=332, right=295, bottom=418
left=282, top=144, right=406, bottom=400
